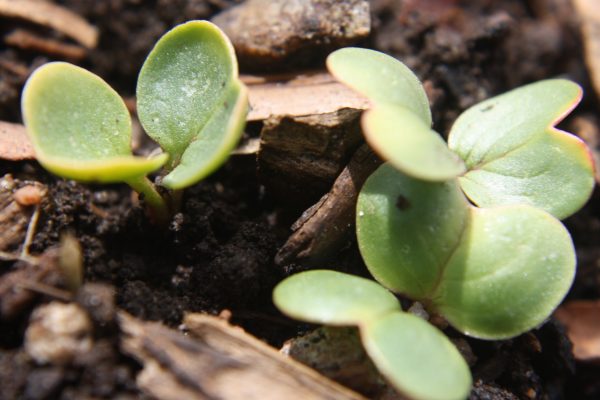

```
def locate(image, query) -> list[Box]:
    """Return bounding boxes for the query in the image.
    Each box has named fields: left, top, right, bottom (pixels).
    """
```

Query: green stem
left=126, top=176, right=170, bottom=225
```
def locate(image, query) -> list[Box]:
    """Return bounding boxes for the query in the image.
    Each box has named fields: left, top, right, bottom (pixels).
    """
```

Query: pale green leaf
left=273, top=270, right=401, bottom=326
left=327, top=47, right=432, bottom=125
left=361, top=312, right=472, bottom=400
left=432, top=205, right=576, bottom=339
left=21, top=62, right=166, bottom=183
left=137, top=20, right=247, bottom=189
left=357, top=165, right=576, bottom=339
left=448, top=79, right=594, bottom=219
left=356, top=163, right=470, bottom=299
left=161, top=80, right=247, bottom=189
left=362, top=105, right=466, bottom=181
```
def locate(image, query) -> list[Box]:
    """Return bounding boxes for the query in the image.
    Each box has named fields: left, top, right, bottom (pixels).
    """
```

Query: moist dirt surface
left=2, top=1, right=600, bottom=399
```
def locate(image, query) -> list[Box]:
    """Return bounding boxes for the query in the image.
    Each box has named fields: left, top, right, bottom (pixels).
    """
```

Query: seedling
left=274, top=270, right=472, bottom=400
left=22, top=21, right=247, bottom=223
left=275, top=48, right=595, bottom=400
left=328, top=48, right=594, bottom=219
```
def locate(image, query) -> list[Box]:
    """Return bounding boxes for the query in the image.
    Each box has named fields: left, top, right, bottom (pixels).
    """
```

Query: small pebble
left=14, top=185, right=44, bottom=206
left=25, top=301, right=93, bottom=365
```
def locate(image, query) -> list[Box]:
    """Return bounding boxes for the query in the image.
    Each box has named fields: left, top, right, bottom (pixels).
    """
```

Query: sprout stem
left=126, top=176, right=170, bottom=225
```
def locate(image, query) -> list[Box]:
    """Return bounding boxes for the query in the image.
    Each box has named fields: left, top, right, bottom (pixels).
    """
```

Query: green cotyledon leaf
left=137, top=20, right=248, bottom=190
left=431, top=204, right=575, bottom=339
left=21, top=62, right=167, bottom=183
left=361, top=312, right=472, bottom=400
left=448, top=79, right=594, bottom=219
left=327, top=47, right=465, bottom=181
left=273, top=270, right=401, bottom=326
left=362, top=104, right=466, bottom=181
left=357, top=163, right=576, bottom=339
left=356, top=163, right=470, bottom=300
left=327, top=47, right=432, bottom=125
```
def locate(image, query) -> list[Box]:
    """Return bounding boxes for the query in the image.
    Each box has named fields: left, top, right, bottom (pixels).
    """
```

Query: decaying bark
left=0, top=0, right=98, bottom=48
left=244, top=72, right=369, bottom=121
left=0, top=121, right=35, bottom=161
left=213, top=0, right=370, bottom=70
left=258, top=108, right=364, bottom=210
left=275, top=144, right=381, bottom=266
left=119, top=312, right=366, bottom=400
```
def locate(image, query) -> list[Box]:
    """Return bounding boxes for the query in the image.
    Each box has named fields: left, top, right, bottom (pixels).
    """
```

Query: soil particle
left=24, top=301, right=93, bottom=365
left=469, top=381, right=519, bottom=400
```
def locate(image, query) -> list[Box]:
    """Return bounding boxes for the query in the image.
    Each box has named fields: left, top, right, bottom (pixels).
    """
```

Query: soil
left=1, top=1, right=600, bottom=399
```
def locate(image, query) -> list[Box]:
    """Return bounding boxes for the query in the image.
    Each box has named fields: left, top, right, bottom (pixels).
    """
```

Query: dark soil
left=2, top=0, right=600, bottom=399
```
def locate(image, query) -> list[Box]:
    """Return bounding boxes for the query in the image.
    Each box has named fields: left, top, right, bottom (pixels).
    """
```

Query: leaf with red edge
left=448, top=79, right=594, bottom=219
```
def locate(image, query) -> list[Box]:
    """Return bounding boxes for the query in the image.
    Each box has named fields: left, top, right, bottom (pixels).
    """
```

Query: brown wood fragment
left=0, top=249, right=62, bottom=320
left=573, top=0, right=600, bottom=102
left=213, top=0, right=370, bottom=69
left=244, top=72, right=369, bottom=121
left=275, top=144, right=381, bottom=266
left=0, top=121, right=35, bottom=161
left=119, top=311, right=366, bottom=400
left=555, top=300, right=600, bottom=363
left=0, top=58, right=29, bottom=77
left=5, top=29, right=87, bottom=60
left=0, top=0, right=98, bottom=48
left=259, top=108, right=364, bottom=211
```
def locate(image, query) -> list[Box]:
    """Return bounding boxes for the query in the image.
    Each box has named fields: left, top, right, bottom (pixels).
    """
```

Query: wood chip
left=275, top=144, right=381, bottom=266
left=213, top=0, right=370, bottom=69
left=258, top=108, right=363, bottom=210
left=555, top=300, right=600, bottom=363
left=243, top=72, right=369, bottom=121
left=119, top=311, right=366, bottom=400
left=0, top=58, right=29, bottom=77
left=5, top=29, right=87, bottom=60
left=0, top=247, right=62, bottom=320
left=0, top=0, right=98, bottom=48
left=573, top=0, right=600, bottom=102
left=0, top=121, right=35, bottom=161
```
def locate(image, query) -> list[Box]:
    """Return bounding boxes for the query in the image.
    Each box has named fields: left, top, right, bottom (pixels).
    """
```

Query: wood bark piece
left=0, top=121, right=35, bottom=161
left=243, top=72, right=369, bottom=121
left=0, top=249, right=62, bottom=320
left=259, top=108, right=364, bottom=211
left=0, top=0, right=98, bottom=48
left=573, top=0, right=600, bottom=101
left=213, top=0, right=370, bottom=69
left=555, top=300, right=600, bottom=363
left=119, top=311, right=366, bottom=400
left=275, top=144, right=381, bottom=266
left=5, top=29, right=87, bottom=60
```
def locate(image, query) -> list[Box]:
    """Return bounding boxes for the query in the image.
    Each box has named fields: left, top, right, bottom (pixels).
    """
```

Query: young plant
left=22, top=21, right=247, bottom=222
left=328, top=48, right=594, bottom=219
left=274, top=270, right=472, bottom=400
left=274, top=48, right=595, bottom=400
